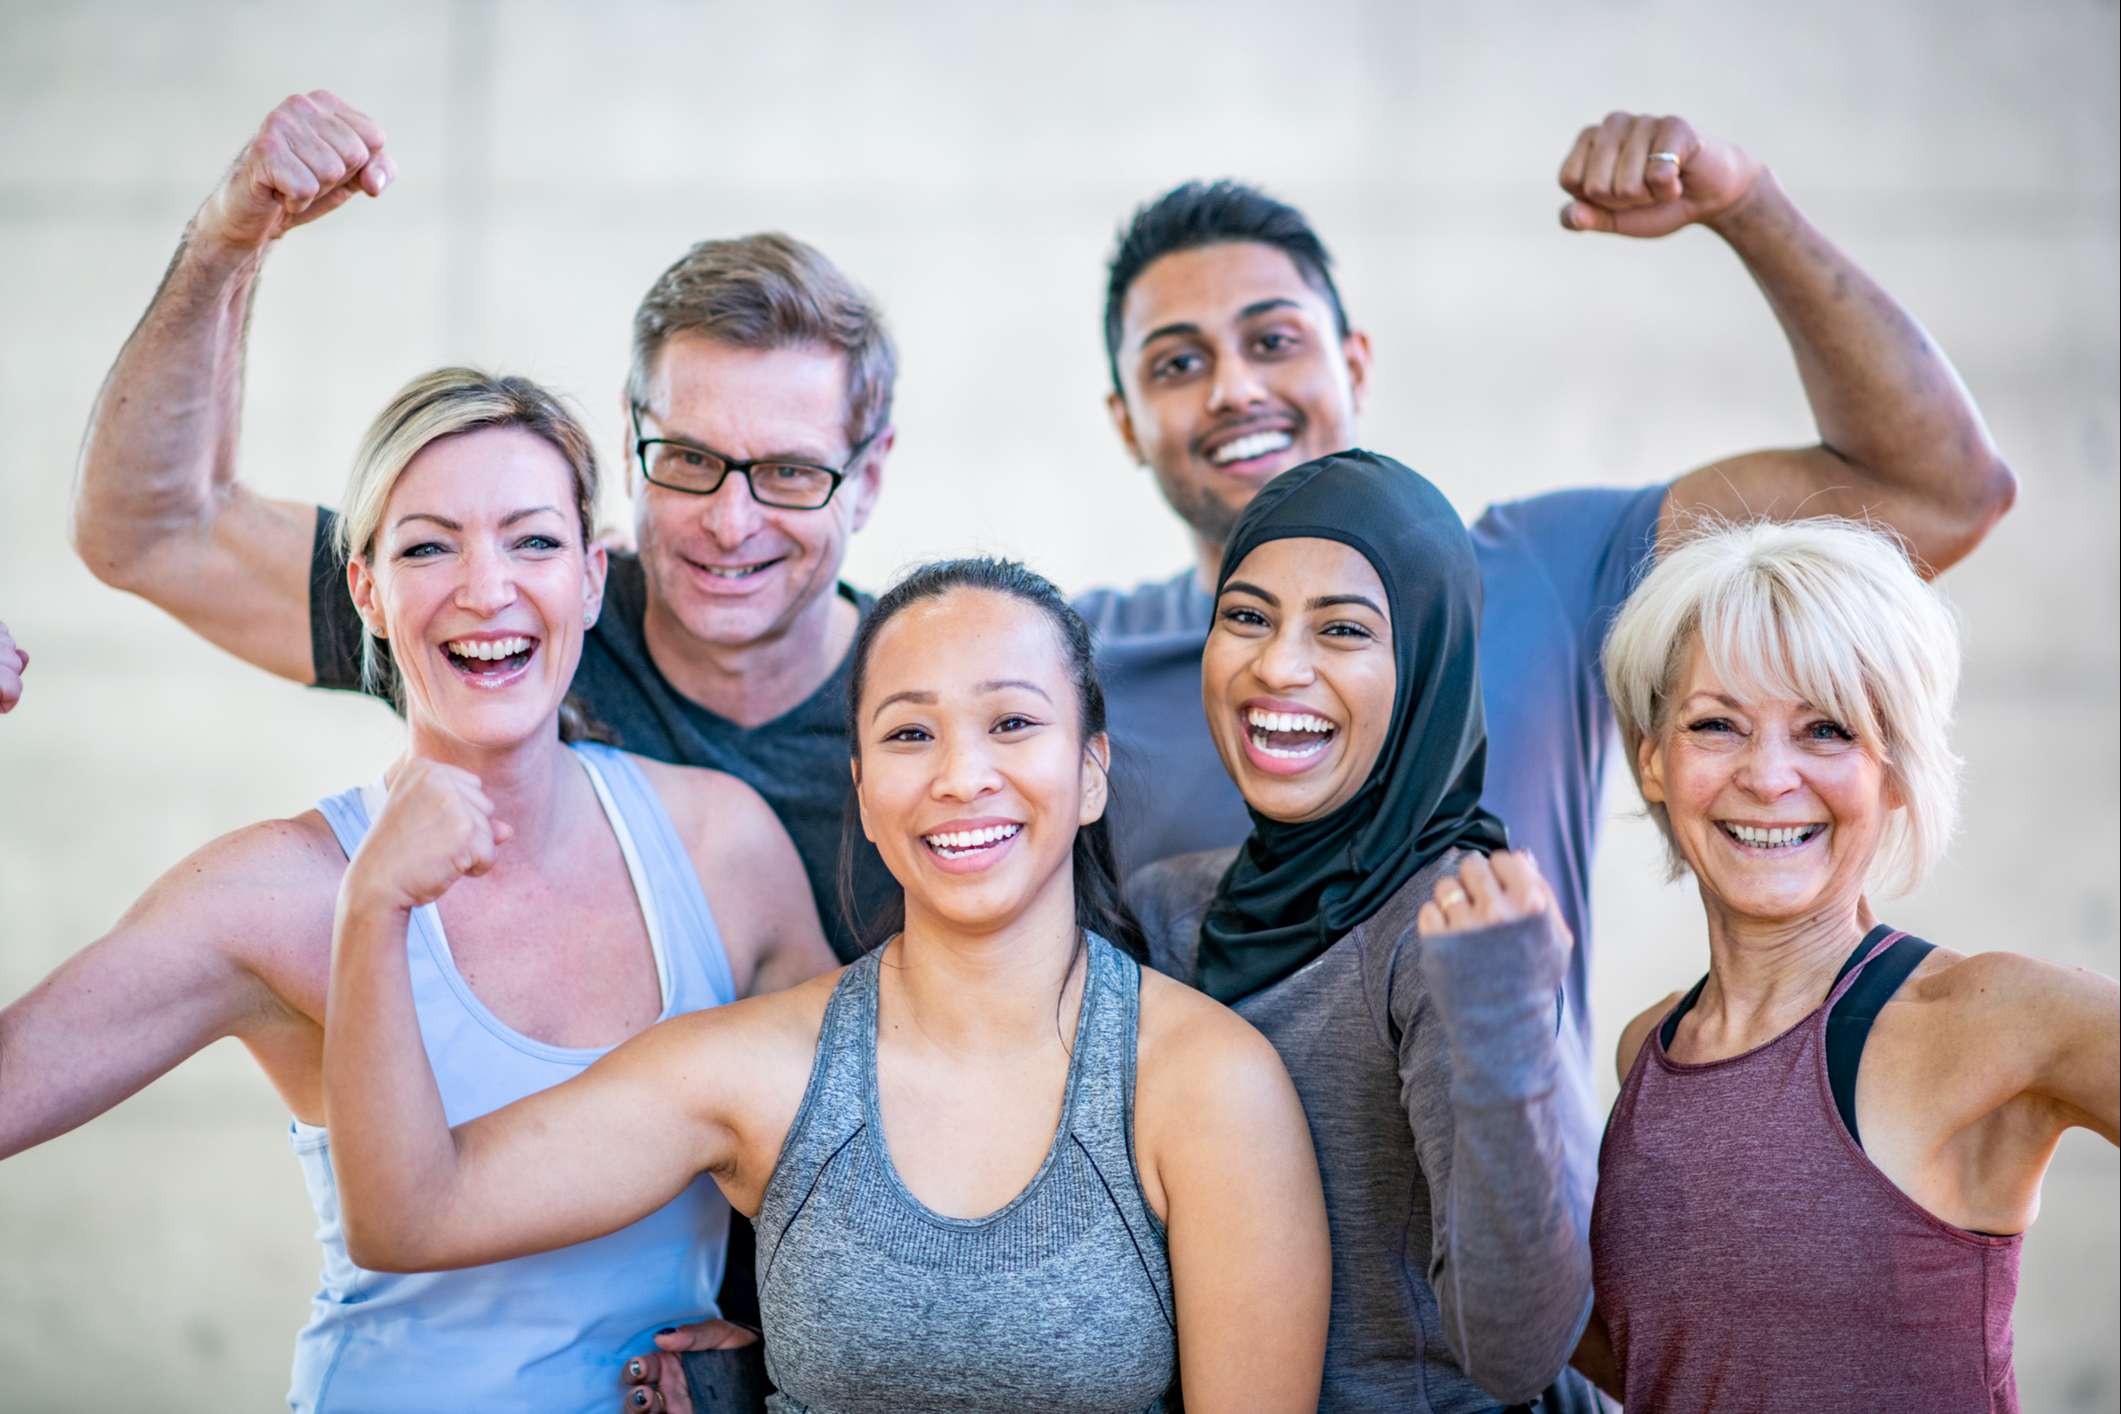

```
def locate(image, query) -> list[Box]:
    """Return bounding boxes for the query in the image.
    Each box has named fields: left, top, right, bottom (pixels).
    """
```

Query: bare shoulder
left=629, top=754, right=779, bottom=839
left=1616, top=991, right=1682, bottom=1084
left=1900, top=945, right=2115, bottom=1023
left=1135, top=968, right=1292, bottom=1114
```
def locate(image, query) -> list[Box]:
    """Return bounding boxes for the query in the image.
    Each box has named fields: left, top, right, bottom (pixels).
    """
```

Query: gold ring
left=1436, top=885, right=1469, bottom=908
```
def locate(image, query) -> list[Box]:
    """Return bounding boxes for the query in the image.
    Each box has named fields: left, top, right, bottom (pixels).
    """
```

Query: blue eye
left=1806, top=719, right=1856, bottom=742
left=400, top=541, right=446, bottom=559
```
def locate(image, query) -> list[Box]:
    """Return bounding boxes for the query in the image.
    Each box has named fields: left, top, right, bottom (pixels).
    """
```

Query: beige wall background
left=0, top=1, right=2114, bottom=1408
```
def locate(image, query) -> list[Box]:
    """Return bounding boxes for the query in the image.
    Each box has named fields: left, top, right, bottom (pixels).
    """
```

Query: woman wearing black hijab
left=1132, top=450, right=1598, bottom=1413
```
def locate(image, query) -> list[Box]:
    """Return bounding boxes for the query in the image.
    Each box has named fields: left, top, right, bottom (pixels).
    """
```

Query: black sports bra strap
left=1826, top=928, right=1935, bottom=1149
left=1657, top=973, right=1713, bottom=1051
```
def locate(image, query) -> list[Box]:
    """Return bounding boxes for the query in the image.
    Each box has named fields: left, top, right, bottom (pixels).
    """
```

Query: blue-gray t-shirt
left=1076, top=482, right=1668, bottom=1078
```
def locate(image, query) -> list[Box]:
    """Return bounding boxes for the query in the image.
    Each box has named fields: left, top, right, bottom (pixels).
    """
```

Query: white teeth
left=446, top=636, right=533, bottom=661
left=923, top=823, right=1023, bottom=856
left=1211, top=430, right=1295, bottom=466
left=1246, top=708, right=1335, bottom=734
left=1725, top=824, right=1822, bottom=848
left=704, top=563, right=768, bottom=579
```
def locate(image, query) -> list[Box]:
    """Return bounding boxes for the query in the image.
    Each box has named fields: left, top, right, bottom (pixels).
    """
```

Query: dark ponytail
left=837, top=557, right=1148, bottom=962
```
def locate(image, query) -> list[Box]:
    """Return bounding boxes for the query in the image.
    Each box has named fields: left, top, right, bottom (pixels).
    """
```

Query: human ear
left=845, top=427, right=892, bottom=534
left=582, top=541, right=609, bottom=629
left=1079, top=732, right=1111, bottom=826
left=1342, top=328, right=1374, bottom=416
left=347, top=555, right=386, bottom=640
left=1636, top=729, right=1667, bottom=805
left=1105, top=390, right=1146, bottom=467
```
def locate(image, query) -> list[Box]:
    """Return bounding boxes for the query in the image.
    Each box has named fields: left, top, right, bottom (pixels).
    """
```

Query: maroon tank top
left=1591, top=928, right=2022, bottom=1413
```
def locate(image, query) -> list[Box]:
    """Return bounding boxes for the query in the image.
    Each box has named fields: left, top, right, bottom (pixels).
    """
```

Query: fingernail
left=632, top=1390, right=650, bottom=1409
left=627, top=1359, right=645, bottom=1380
left=656, top=1328, right=675, bottom=1336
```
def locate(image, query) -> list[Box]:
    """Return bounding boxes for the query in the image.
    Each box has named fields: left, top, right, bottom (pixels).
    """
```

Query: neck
left=887, top=873, right=1085, bottom=1054
left=1693, top=888, right=1874, bottom=1041
left=396, top=719, right=581, bottom=865
left=1190, top=531, right=1226, bottom=594
left=643, top=585, right=856, bottom=727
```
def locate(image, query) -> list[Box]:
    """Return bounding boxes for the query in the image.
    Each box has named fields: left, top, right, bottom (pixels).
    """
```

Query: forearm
left=1710, top=173, right=2015, bottom=551
left=1411, top=917, right=1593, bottom=1402
left=323, top=888, right=463, bottom=1268
left=72, top=229, right=263, bottom=583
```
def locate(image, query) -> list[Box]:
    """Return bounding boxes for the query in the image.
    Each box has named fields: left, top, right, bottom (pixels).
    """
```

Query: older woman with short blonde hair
left=1580, top=518, right=2117, bottom=1413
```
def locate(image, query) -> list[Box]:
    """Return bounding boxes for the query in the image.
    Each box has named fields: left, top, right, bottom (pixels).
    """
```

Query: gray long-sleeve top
left=1131, top=848, right=1596, bottom=1413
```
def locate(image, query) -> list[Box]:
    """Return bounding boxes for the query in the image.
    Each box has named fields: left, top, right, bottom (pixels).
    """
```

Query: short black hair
left=1102, top=179, right=1350, bottom=396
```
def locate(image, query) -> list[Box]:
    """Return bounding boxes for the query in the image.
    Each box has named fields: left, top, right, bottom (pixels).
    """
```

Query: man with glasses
left=74, top=93, right=900, bottom=966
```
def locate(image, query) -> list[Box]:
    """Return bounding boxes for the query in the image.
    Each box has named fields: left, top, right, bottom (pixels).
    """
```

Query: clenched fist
left=343, top=759, right=513, bottom=916
left=196, top=90, right=395, bottom=253
left=1416, top=850, right=1558, bottom=940
left=0, top=619, right=25, bottom=714
left=1556, top=111, right=1762, bottom=239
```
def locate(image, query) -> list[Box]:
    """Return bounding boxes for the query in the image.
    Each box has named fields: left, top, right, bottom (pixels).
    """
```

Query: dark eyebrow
left=977, top=678, right=1052, bottom=702
left=1309, top=593, right=1385, bottom=615
left=1137, top=320, right=1201, bottom=350
left=1239, top=297, right=1302, bottom=321
left=1219, top=579, right=1279, bottom=607
left=871, top=688, right=936, bottom=722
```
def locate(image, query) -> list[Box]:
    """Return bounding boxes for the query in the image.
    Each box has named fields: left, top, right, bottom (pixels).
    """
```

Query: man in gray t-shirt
left=1083, top=111, right=2018, bottom=1172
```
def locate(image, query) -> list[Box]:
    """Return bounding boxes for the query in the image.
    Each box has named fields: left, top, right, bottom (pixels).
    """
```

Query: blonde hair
left=336, top=367, right=608, bottom=741
left=1601, top=517, right=1962, bottom=896
left=627, top=233, right=897, bottom=448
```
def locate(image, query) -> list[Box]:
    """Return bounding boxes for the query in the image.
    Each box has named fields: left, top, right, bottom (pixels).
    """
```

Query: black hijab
left=1196, top=450, right=1508, bottom=1004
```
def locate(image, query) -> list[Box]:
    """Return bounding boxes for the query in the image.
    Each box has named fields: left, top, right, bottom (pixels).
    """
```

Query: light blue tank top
left=288, top=742, right=737, bottom=1413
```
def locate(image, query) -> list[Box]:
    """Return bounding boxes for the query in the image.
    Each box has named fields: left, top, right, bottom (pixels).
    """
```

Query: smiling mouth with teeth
left=1246, top=707, right=1337, bottom=759
left=922, top=823, right=1023, bottom=859
left=1719, top=823, right=1826, bottom=850
left=693, top=557, right=783, bottom=580
left=444, top=636, right=536, bottom=675
left=1208, top=428, right=1296, bottom=468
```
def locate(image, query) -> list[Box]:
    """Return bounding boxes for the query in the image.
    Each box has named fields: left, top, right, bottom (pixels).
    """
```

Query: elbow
left=1903, top=451, right=2017, bottom=579
left=338, top=1190, right=440, bottom=1273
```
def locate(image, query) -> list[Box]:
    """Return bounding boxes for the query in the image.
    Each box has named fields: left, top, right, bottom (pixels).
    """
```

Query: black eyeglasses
left=630, top=404, right=875, bottom=510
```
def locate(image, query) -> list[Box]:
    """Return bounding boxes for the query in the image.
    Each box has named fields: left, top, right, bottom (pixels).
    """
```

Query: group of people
left=1, top=90, right=2114, bottom=1414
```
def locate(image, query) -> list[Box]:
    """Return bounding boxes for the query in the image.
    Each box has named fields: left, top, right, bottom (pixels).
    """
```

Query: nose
left=1206, top=345, right=1269, bottom=415
left=1253, top=626, right=1317, bottom=693
left=1733, top=732, right=1802, bottom=800
left=695, top=475, right=768, bottom=550
left=931, top=730, right=1003, bottom=804
left=454, top=541, right=518, bottom=617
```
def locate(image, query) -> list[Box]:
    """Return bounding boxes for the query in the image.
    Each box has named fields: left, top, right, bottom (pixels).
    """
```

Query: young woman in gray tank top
left=324, top=557, right=1331, bottom=1413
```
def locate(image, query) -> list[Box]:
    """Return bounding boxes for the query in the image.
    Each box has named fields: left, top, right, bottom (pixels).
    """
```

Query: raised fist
left=1556, top=111, right=1762, bottom=239
left=196, top=90, right=394, bottom=253
left=0, top=619, right=25, bottom=714
left=1416, top=850, right=1559, bottom=940
left=343, top=759, right=512, bottom=915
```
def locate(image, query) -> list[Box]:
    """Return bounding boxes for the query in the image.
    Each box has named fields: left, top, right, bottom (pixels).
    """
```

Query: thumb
left=491, top=816, right=515, bottom=845
left=1558, top=200, right=1616, bottom=234
left=654, top=1319, right=759, bottom=1352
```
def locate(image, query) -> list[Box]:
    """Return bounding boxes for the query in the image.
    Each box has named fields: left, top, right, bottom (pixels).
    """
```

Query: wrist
left=1702, top=166, right=1790, bottom=244
left=179, top=211, right=271, bottom=287
left=337, top=869, right=419, bottom=932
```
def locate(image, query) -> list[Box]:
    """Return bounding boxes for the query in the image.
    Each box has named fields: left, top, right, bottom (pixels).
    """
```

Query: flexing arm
left=1139, top=981, right=1329, bottom=1413
left=1559, top=112, right=2016, bottom=574
left=70, top=92, right=393, bottom=681
left=0, top=820, right=335, bottom=1159
left=1404, top=852, right=1593, bottom=1403
left=1983, top=954, right=2120, bottom=1145
left=324, top=760, right=753, bottom=1271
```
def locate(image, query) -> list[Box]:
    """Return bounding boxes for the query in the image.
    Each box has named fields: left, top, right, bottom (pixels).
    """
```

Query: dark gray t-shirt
left=308, top=509, right=895, bottom=966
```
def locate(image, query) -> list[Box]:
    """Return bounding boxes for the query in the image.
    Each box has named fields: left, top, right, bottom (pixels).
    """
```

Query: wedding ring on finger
left=1436, top=884, right=1470, bottom=909
left=1648, top=151, right=1681, bottom=165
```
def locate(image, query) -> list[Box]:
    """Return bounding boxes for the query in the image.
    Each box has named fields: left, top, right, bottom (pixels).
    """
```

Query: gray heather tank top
left=753, top=932, right=1177, bottom=1414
